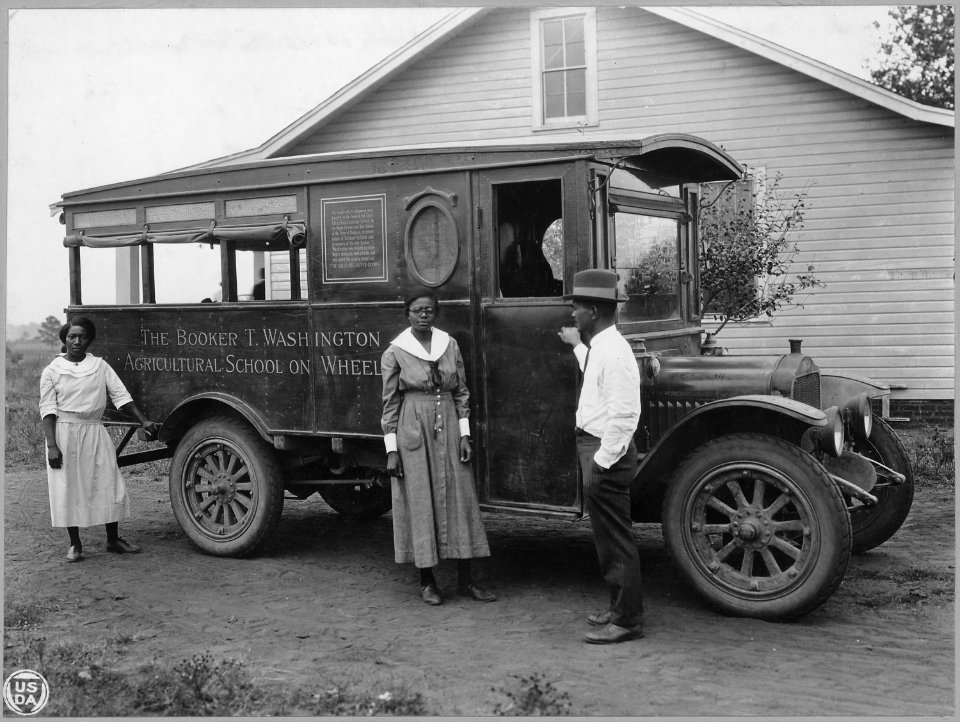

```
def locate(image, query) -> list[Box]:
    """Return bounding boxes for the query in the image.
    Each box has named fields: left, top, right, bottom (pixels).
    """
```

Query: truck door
left=475, top=164, right=582, bottom=517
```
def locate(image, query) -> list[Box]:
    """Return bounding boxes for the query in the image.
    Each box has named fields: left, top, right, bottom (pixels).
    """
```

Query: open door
left=475, top=163, right=582, bottom=517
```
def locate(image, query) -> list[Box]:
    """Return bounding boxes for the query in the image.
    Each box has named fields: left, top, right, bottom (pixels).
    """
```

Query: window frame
left=529, top=7, right=598, bottom=131
left=609, top=203, right=687, bottom=333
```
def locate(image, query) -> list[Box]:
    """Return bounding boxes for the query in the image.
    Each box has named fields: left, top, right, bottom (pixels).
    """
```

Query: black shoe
left=583, top=623, right=644, bottom=644
left=421, top=583, right=443, bottom=605
left=457, top=583, right=497, bottom=602
left=106, top=536, right=141, bottom=554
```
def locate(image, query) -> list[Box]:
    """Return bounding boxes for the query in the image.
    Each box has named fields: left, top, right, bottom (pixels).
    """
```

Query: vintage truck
left=54, top=135, right=913, bottom=621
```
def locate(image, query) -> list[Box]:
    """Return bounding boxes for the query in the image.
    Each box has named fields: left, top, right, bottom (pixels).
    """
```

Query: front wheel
left=848, top=418, right=915, bottom=553
left=662, top=434, right=851, bottom=621
left=169, top=416, right=284, bottom=557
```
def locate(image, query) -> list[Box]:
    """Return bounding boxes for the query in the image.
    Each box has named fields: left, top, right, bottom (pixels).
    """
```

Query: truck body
left=56, top=136, right=913, bottom=619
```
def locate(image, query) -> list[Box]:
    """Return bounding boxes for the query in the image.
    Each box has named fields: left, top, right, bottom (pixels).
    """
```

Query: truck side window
left=495, top=180, right=564, bottom=298
left=613, top=212, right=681, bottom=322
left=152, top=243, right=232, bottom=304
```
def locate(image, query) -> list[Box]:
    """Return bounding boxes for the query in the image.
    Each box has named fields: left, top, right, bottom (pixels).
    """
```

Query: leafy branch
left=699, top=172, right=824, bottom=338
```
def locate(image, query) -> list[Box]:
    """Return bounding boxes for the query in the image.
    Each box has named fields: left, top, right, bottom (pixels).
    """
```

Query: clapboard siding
left=283, top=7, right=953, bottom=399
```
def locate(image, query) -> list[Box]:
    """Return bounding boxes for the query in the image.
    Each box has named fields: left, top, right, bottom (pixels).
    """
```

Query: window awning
left=64, top=220, right=306, bottom=252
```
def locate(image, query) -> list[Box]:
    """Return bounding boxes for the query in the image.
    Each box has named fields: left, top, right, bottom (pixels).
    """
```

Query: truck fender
left=820, top=371, right=890, bottom=408
left=631, top=396, right=826, bottom=521
left=159, top=392, right=273, bottom=445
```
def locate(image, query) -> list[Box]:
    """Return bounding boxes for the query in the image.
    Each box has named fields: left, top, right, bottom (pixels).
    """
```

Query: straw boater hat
left=563, top=269, right=628, bottom=303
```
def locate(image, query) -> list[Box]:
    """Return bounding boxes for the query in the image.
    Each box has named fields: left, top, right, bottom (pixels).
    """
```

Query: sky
left=4, top=5, right=899, bottom=326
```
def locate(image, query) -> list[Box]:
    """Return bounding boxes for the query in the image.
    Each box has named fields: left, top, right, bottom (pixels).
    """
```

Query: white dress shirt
left=573, top=325, right=642, bottom=469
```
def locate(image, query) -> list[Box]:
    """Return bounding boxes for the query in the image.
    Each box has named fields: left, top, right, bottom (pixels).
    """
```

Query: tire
left=169, top=416, right=284, bottom=557
left=318, top=468, right=392, bottom=519
left=848, top=418, right=915, bottom=554
left=662, top=433, right=851, bottom=621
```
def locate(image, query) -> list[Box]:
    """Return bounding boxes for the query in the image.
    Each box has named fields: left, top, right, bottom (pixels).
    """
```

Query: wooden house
left=167, top=7, right=958, bottom=410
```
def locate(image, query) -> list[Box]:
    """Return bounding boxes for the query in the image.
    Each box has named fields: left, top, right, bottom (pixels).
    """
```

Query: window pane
left=564, top=17, right=585, bottom=66
left=566, top=88, right=586, bottom=117
left=565, top=69, right=586, bottom=116
left=543, top=72, right=565, bottom=119
left=564, top=16, right=584, bottom=43
left=614, top=213, right=680, bottom=322
left=542, top=20, right=564, bottom=69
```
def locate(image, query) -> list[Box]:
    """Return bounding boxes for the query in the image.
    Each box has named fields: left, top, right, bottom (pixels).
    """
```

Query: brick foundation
left=871, top=399, right=955, bottom=427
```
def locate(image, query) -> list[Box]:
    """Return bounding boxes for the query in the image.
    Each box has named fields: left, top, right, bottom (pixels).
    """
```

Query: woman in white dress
left=39, top=317, right=159, bottom=562
left=381, top=290, right=495, bottom=605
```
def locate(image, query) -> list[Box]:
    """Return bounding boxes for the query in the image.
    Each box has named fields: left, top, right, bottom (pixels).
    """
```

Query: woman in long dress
left=39, top=317, right=158, bottom=562
left=381, top=290, right=496, bottom=605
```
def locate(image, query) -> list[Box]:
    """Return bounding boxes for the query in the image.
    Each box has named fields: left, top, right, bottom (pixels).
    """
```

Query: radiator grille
left=793, top=372, right=821, bottom=409
left=645, top=399, right=704, bottom=442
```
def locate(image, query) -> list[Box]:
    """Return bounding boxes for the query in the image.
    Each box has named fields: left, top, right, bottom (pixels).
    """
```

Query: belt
left=56, top=412, right=102, bottom=425
left=575, top=428, right=598, bottom=438
left=402, top=390, right=451, bottom=399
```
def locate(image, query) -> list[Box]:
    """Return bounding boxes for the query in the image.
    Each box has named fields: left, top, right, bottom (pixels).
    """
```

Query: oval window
left=404, top=202, right=459, bottom=287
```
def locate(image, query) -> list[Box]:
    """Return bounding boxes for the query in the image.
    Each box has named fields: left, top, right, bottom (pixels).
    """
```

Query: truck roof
left=58, top=134, right=742, bottom=208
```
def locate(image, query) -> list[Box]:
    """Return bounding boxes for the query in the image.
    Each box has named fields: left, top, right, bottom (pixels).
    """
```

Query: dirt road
left=4, top=466, right=954, bottom=716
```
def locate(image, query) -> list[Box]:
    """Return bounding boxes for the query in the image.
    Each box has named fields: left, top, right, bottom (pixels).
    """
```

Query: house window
left=530, top=8, right=598, bottom=130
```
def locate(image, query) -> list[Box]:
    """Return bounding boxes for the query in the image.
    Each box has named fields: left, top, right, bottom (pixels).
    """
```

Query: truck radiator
left=792, top=372, right=822, bottom=409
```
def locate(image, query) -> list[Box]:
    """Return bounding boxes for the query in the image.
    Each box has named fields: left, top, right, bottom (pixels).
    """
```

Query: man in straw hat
left=558, top=269, right=644, bottom=644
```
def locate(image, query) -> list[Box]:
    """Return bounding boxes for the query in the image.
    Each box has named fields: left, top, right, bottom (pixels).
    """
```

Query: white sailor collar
left=49, top=353, right=102, bottom=378
left=389, top=327, right=450, bottom=361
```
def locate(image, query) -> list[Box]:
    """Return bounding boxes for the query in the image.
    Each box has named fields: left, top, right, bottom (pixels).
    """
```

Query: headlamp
left=843, top=392, right=872, bottom=438
left=817, top=406, right=844, bottom=457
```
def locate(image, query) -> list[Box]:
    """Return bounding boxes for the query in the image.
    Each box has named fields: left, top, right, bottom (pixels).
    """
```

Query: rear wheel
left=848, top=418, right=914, bottom=553
left=169, top=416, right=284, bottom=557
left=663, top=434, right=851, bottom=621
left=319, top=468, right=392, bottom=519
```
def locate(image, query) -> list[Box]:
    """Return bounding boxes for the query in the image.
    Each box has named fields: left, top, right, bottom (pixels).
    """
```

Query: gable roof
left=187, top=6, right=953, bottom=171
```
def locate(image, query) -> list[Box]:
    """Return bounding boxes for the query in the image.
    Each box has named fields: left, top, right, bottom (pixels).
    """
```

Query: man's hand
left=386, top=451, right=403, bottom=478
left=558, top=326, right=581, bottom=347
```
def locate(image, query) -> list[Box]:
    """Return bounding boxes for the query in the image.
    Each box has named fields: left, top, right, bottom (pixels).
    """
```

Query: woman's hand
left=141, top=420, right=160, bottom=439
left=386, top=451, right=403, bottom=479
left=47, top=444, right=62, bottom=469
left=459, top=436, right=472, bottom=463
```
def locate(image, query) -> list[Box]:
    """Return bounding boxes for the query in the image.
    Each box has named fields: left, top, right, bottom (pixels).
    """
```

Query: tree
left=699, top=172, right=824, bottom=339
left=870, top=5, right=954, bottom=110
left=35, top=315, right=64, bottom=347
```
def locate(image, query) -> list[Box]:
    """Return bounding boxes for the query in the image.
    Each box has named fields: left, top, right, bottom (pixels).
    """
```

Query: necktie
left=577, top=346, right=591, bottom=400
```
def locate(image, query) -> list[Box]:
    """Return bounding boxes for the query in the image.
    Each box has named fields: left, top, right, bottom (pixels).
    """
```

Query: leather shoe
left=587, top=610, right=613, bottom=626
left=106, top=536, right=141, bottom=554
left=66, top=545, right=84, bottom=563
left=583, top=623, right=644, bottom=645
left=457, top=583, right=497, bottom=602
left=421, top=583, right=443, bottom=605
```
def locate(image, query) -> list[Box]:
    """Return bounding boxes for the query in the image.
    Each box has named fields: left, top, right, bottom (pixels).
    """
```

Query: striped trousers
left=577, top=434, right=644, bottom=626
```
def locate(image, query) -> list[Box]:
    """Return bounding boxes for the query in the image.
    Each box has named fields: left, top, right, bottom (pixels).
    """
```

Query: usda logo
left=3, top=670, right=50, bottom=715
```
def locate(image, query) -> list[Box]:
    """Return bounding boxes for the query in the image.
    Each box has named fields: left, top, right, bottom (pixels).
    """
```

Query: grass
left=898, top=425, right=955, bottom=487
left=3, top=602, right=430, bottom=716
left=492, top=673, right=572, bottom=716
